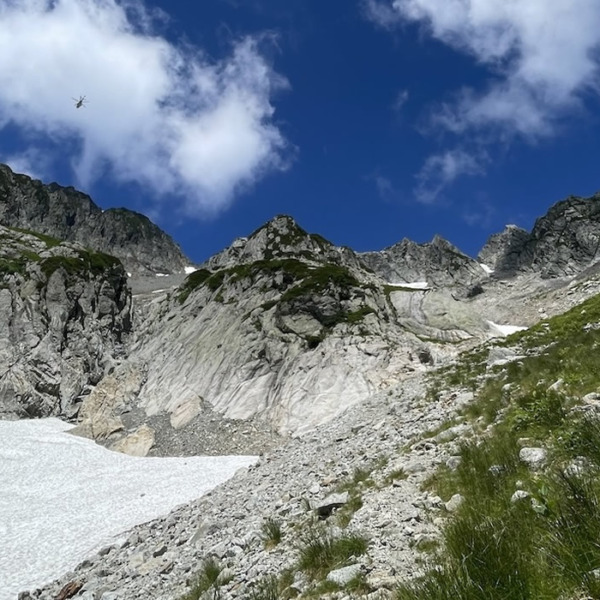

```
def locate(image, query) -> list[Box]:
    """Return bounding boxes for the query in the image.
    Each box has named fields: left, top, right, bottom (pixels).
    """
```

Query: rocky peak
left=516, top=193, right=600, bottom=278
left=359, top=235, right=487, bottom=292
left=202, top=214, right=360, bottom=272
left=0, top=163, right=190, bottom=275
left=477, top=224, right=530, bottom=273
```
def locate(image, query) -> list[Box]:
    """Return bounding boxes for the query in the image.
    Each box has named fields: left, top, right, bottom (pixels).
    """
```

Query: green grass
left=401, top=292, right=600, bottom=599
left=182, top=557, right=231, bottom=600
left=261, top=518, right=282, bottom=549
left=384, top=468, right=407, bottom=485
left=0, top=256, right=28, bottom=276
left=177, top=260, right=311, bottom=304
left=39, top=249, right=121, bottom=279
left=297, top=529, right=368, bottom=580
left=333, top=466, right=377, bottom=527
left=279, top=264, right=360, bottom=304
left=9, top=227, right=62, bottom=248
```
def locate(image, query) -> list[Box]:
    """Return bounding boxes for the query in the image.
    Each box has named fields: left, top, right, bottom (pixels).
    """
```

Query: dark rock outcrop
left=0, top=225, right=132, bottom=419
left=359, top=235, right=487, bottom=292
left=516, top=193, right=600, bottom=278
left=0, top=163, right=190, bottom=275
left=477, top=224, right=530, bottom=273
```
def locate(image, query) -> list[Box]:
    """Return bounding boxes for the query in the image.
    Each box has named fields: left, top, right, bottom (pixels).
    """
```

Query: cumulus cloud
left=366, top=0, right=600, bottom=197
left=0, top=0, right=290, bottom=215
left=415, top=149, right=485, bottom=204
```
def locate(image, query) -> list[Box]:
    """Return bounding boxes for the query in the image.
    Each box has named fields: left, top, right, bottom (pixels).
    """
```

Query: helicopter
left=72, top=96, right=88, bottom=109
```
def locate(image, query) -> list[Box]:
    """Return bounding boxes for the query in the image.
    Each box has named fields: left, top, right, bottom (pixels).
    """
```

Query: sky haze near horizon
left=0, top=0, right=599, bottom=262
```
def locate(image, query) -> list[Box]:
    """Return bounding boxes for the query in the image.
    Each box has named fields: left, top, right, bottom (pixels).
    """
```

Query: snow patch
left=127, top=272, right=132, bottom=278
left=184, top=266, right=197, bottom=274
left=480, top=263, right=494, bottom=274
left=156, top=273, right=169, bottom=277
left=1, top=419, right=256, bottom=600
left=487, top=320, right=528, bottom=336
left=387, top=281, right=429, bottom=290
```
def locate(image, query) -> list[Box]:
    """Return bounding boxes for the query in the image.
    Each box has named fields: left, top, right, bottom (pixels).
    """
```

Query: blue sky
left=0, top=0, right=599, bottom=262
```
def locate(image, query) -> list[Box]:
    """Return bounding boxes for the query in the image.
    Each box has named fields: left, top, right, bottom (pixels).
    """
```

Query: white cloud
left=415, top=149, right=485, bottom=204
left=362, top=0, right=402, bottom=29
left=3, top=148, right=50, bottom=182
left=369, top=0, right=600, bottom=135
left=366, top=0, right=600, bottom=199
left=393, top=89, right=409, bottom=112
left=0, top=0, right=290, bottom=215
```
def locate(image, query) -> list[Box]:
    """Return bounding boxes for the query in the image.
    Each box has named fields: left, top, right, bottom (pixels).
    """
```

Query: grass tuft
left=183, top=557, right=231, bottom=600
left=261, top=518, right=283, bottom=549
left=297, top=529, right=368, bottom=580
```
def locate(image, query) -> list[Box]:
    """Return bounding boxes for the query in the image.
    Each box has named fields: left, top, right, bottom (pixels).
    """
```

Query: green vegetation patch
left=297, top=529, right=368, bottom=580
left=9, top=227, right=62, bottom=248
left=40, top=249, right=121, bottom=279
left=261, top=517, right=283, bottom=549
left=280, top=264, right=360, bottom=304
left=177, top=260, right=311, bottom=304
left=0, top=256, right=28, bottom=277
left=402, top=292, right=600, bottom=600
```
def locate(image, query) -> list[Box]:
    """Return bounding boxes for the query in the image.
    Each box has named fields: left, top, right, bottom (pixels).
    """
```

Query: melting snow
left=480, top=263, right=494, bottom=274
left=156, top=273, right=169, bottom=277
left=387, top=281, right=429, bottom=290
left=0, top=419, right=256, bottom=600
left=184, top=266, right=197, bottom=274
left=487, top=320, right=528, bottom=336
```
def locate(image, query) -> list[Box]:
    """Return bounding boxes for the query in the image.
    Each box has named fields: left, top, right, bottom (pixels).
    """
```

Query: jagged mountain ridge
left=478, top=192, right=600, bottom=277
left=0, top=164, right=190, bottom=275
left=359, top=235, right=487, bottom=294
left=2, top=163, right=600, bottom=448
left=81, top=215, right=498, bottom=446
left=106, top=191, right=600, bottom=445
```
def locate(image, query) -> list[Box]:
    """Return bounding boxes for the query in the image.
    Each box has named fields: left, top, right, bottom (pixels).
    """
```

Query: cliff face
left=0, top=225, right=132, bottom=419
left=359, top=235, right=487, bottom=294
left=0, top=164, right=190, bottom=275
left=517, top=194, right=600, bottom=277
left=477, top=224, right=530, bottom=273
left=78, top=215, right=499, bottom=449
left=477, top=193, right=600, bottom=278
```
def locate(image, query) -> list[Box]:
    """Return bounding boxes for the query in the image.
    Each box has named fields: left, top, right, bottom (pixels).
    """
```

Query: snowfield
left=487, top=320, right=528, bottom=336
left=386, top=281, right=430, bottom=290
left=0, top=419, right=257, bottom=600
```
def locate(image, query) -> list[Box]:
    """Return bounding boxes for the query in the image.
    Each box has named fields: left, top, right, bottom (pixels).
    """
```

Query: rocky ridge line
left=0, top=164, right=191, bottom=276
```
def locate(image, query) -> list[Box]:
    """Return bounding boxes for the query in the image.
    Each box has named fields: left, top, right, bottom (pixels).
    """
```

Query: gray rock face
left=516, top=194, right=600, bottom=278
left=203, top=214, right=363, bottom=272
left=99, top=217, right=503, bottom=442
left=0, top=164, right=190, bottom=275
left=0, top=225, right=131, bottom=419
left=477, top=224, right=530, bottom=273
left=360, top=235, right=487, bottom=293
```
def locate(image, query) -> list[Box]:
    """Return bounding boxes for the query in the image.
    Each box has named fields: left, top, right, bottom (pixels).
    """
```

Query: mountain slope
left=77, top=216, right=504, bottom=453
